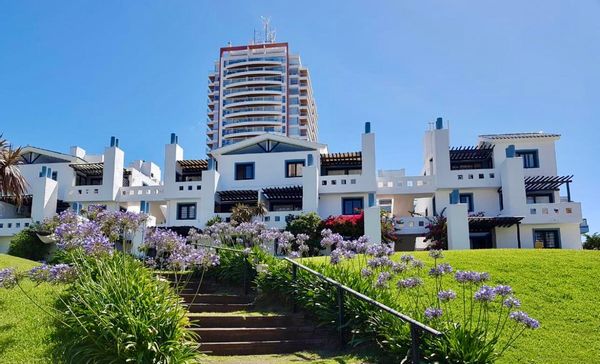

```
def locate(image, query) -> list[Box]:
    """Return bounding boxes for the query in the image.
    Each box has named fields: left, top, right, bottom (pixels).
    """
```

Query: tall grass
left=54, top=251, right=198, bottom=363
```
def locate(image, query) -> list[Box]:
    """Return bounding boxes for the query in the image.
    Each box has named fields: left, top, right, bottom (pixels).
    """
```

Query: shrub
left=285, top=212, right=323, bottom=255
left=8, top=228, right=51, bottom=261
left=582, top=233, right=600, bottom=250
left=322, top=212, right=364, bottom=239
left=54, top=250, right=197, bottom=363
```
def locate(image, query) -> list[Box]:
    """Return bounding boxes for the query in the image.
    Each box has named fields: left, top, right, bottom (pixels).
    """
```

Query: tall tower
left=206, top=30, right=318, bottom=150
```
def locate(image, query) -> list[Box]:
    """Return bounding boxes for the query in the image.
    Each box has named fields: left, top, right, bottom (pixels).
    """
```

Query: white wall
left=490, top=139, right=558, bottom=177
left=318, top=193, right=368, bottom=217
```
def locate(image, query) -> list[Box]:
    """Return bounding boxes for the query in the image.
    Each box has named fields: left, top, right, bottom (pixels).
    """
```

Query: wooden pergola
left=320, top=152, right=362, bottom=168
left=217, top=190, right=258, bottom=202
left=262, top=186, right=303, bottom=200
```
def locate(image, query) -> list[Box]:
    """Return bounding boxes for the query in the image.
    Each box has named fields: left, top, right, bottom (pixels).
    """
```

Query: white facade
left=0, top=118, right=587, bottom=253
left=377, top=118, right=585, bottom=250
left=207, top=42, right=318, bottom=151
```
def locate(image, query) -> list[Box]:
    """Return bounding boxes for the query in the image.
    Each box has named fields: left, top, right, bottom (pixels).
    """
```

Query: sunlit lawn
left=308, top=249, right=600, bottom=364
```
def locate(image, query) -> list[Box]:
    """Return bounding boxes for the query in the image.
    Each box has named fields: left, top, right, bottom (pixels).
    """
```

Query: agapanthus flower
left=509, top=311, right=540, bottom=329
left=0, top=268, right=17, bottom=289
left=438, top=289, right=457, bottom=301
left=400, top=254, right=414, bottom=263
left=455, top=271, right=490, bottom=284
left=360, top=268, right=373, bottom=277
left=428, top=249, right=444, bottom=259
left=375, top=271, right=392, bottom=288
left=503, top=296, right=521, bottom=308
left=494, top=285, right=513, bottom=296
left=397, top=277, right=423, bottom=289
left=474, top=285, right=497, bottom=302
left=392, top=262, right=407, bottom=273
left=429, top=263, right=453, bottom=277
left=412, top=259, right=424, bottom=269
left=424, top=307, right=443, bottom=320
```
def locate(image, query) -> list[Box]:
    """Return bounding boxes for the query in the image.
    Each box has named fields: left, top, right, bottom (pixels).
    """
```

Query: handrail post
left=410, top=323, right=422, bottom=363
left=337, top=285, right=345, bottom=347
left=291, top=263, right=298, bottom=313
left=242, top=254, right=249, bottom=296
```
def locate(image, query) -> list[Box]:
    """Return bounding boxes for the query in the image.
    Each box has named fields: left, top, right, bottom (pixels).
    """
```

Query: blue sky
left=1, top=1, right=599, bottom=232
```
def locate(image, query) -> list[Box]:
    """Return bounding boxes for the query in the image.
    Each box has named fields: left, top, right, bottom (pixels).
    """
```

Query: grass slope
left=308, top=249, right=600, bottom=364
left=0, top=254, right=64, bottom=363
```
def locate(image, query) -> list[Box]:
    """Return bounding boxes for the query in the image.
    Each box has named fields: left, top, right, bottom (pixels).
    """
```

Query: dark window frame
left=516, top=149, right=540, bottom=169
left=526, top=191, right=555, bottom=204
left=342, top=197, right=364, bottom=215
left=533, top=229, right=561, bottom=249
left=450, top=193, right=474, bottom=212
left=176, top=203, right=197, bottom=220
left=235, top=162, right=255, bottom=180
left=285, top=159, right=305, bottom=178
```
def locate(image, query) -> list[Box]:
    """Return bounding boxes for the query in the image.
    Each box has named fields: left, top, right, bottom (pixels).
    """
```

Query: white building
left=207, top=42, right=318, bottom=151
left=0, top=119, right=587, bottom=253
left=377, top=118, right=585, bottom=250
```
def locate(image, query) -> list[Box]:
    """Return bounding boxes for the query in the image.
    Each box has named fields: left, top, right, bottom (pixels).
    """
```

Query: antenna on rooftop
left=260, top=16, right=276, bottom=43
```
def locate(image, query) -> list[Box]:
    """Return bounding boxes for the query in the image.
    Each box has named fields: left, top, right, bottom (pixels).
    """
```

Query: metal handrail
left=283, top=257, right=442, bottom=363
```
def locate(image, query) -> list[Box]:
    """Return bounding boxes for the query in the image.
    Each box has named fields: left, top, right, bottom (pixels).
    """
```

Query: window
left=342, top=197, right=364, bottom=215
left=526, top=193, right=554, bottom=204
left=516, top=150, right=539, bottom=168
left=177, top=203, right=196, bottom=220
left=451, top=193, right=474, bottom=212
left=235, top=162, right=255, bottom=180
left=534, top=229, right=560, bottom=249
left=285, top=160, right=305, bottom=178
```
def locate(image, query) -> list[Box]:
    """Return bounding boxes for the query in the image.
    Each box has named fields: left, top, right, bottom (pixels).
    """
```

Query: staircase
left=164, top=274, right=335, bottom=356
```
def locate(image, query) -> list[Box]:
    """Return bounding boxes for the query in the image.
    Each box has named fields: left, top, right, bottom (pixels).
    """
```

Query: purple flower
left=361, top=268, right=373, bottom=277
left=397, top=277, right=423, bottom=289
left=400, top=254, right=414, bottom=263
left=392, top=262, right=407, bottom=273
left=455, top=271, right=490, bottom=284
left=503, top=296, right=521, bottom=308
left=0, top=268, right=17, bottom=289
left=424, top=307, right=443, bottom=320
left=429, top=263, right=453, bottom=277
left=494, top=285, right=513, bottom=296
left=509, top=311, right=540, bottom=329
left=375, top=272, right=392, bottom=288
left=428, top=249, right=444, bottom=259
left=474, top=285, right=497, bottom=302
left=412, top=259, right=424, bottom=269
left=438, top=290, right=457, bottom=301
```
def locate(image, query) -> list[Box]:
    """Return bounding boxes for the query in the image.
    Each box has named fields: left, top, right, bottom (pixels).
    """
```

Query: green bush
left=582, top=233, right=600, bottom=250
left=285, top=212, right=323, bottom=255
left=8, top=228, right=51, bottom=261
left=54, top=251, right=198, bottom=363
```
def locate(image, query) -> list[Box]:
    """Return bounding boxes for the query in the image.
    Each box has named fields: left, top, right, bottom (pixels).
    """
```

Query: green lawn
left=0, top=254, right=64, bottom=363
left=307, top=249, right=600, bottom=364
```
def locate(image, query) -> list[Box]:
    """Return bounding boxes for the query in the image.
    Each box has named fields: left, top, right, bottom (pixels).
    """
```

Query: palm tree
left=253, top=201, right=268, bottom=222
left=0, top=136, right=27, bottom=205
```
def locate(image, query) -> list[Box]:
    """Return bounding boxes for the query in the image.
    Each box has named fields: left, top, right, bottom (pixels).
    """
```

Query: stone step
left=190, top=326, right=326, bottom=343
left=179, top=293, right=254, bottom=304
left=185, top=302, right=255, bottom=313
left=198, top=339, right=330, bottom=356
left=187, top=314, right=305, bottom=328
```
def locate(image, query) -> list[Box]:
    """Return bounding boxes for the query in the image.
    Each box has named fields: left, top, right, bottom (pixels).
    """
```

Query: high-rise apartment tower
left=207, top=42, right=318, bottom=150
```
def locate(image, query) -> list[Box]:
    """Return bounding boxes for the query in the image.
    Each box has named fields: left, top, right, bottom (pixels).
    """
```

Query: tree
left=0, top=136, right=28, bottom=205
left=285, top=212, right=323, bottom=255
left=230, top=203, right=255, bottom=224
left=582, top=233, right=600, bottom=250
left=422, top=208, right=448, bottom=250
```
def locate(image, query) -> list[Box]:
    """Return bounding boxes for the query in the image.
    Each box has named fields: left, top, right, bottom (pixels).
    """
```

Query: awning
left=217, top=190, right=258, bottom=202
left=0, top=194, right=33, bottom=205
left=262, top=186, right=303, bottom=200
left=524, top=175, right=573, bottom=191
left=177, top=159, right=208, bottom=173
left=70, top=162, right=104, bottom=175
left=450, top=145, right=494, bottom=161
left=469, top=216, right=524, bottom=231
left=320, top=152, right=362, bottom=167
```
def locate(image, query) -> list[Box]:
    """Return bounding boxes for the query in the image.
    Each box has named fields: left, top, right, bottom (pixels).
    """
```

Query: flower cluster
left=509, top=311, right=540, bottom=329
left=0, top=268, right=17, bottom=288
left=424, top=307, right=443, bottom=320
left=28, top=264, right=76, bottom=284
left=455, top=271, right=490, bottom=284
left=142, top=228, right=219, bottom=271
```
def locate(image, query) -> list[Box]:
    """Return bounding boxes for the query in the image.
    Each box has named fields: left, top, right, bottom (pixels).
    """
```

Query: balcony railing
left=224, top=66, right=284, bottom=76
left=0, top=218, right=33, bottom=236
left=223, top=76, right=283, bottom=86
left=223, top=106, right=283, bottom=116
left=376, top=175, right=435, bottom=194
left=223, top=126, right=284, bottom=136
left=223, top=86, right=283, bottom=96
left=223, top=96, right=282, bottom=106
left=222, top=117, right=283, bottom=127
left=523, top=202, right=582, bottom=224
left=118, top=186, right=164, bottom=202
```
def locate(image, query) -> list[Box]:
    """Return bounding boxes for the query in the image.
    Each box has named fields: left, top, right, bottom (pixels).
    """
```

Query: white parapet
left=364, top=205, right=382, bottom=245
left=447, top=203, right=470, bottom=250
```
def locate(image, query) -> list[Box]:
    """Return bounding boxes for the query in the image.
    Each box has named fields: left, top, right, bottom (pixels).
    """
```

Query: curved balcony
left=223, top=96, right=282, bottom=109
left=222, top=126, right=285, bottom=139
left=223, top=106, right=283, bottom=118
left=223, top=86, right=283, bottom=97
left=224, top=58, right=284, bottom=69
left=223, top=116, right=283, bottom=127
left=224, top=67, right=284, bottom=79
left=223, top=76, right=284, bottom=89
